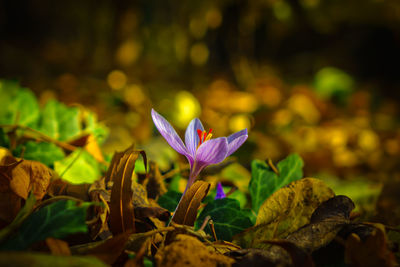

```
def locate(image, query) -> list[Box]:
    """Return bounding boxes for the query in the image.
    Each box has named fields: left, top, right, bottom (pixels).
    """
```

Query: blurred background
left=1, top=0, right=400, bottom=219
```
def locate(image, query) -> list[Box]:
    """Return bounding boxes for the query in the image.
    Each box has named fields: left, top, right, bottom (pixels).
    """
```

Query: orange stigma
left=197, top=128, right=213, bottom=148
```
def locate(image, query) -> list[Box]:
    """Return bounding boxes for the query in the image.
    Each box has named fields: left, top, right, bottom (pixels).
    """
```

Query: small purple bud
left=215, top=182, right=226, bottom=200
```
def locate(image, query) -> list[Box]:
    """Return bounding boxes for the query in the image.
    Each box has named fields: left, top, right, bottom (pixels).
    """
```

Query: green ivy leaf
left=54, top=149, right=100, bottom=184
left=158, top=190, right=182, bottom=212
left=0, top=193, right=36, bottom=243
left=249, top=154, right=304, bottom=214
left=196, top=198, right=253, bottom=241
left=14, top=141, right=65, bottom=167
left=39, top=100, right=81, bottom=141
left=0, top=80, right=39, bottom=127
left=0, top=200, right=92, bottom=251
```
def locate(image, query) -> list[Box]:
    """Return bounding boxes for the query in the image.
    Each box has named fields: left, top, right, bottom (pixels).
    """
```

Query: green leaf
left=0, top=200, right=92, bottom=250
left=158, top=190, right=182, bottom=212
left=54, top=149, right=100, bottom=184
left=0, top=193, right=36, bottom=243
left=0, top=80, right=39, bottom=127
left=82, top=111, right=109, bottom=144
left=15, top=141, right=65, bottom=167
left=249, top=154, right=304, bottom=214
left=196, top=198, right=253, bottom=241
left=0, top=129, right=9, bottom=148
left=0, top=252, right=108, bottom=266
left=39, top=100, right=81, bottom=141
left=314, top=67, right=354, bottom=101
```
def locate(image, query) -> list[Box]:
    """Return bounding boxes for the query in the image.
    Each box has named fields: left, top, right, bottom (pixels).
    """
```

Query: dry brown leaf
left=155, top=234, right=234, bottom=267
left=87, top=233, right=131, bottom=265
left=46, top=237, right=71, bottom=256
left=171, top=181, right=210, bottom=226
left=69, top=134, right=105, bottom=163
left=143, top=161, right=167, bottom=200
left=345, top=224, right=397, bottom=267
left=109, top=148, right=147, bottom=235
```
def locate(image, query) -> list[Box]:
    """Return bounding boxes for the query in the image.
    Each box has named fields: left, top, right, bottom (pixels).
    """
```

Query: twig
left=0, top=124, right=77, bottom=152
left=267, top=158, right=279, bottom=175
left=209, top=220, right=218, bottom=241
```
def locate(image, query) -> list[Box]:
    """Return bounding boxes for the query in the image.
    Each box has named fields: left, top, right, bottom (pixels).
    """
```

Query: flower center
left=197, top=128, right=213, bottom=148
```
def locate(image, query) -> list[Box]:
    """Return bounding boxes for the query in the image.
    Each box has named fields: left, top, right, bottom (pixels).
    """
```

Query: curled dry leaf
left=109, top=147, right=147, bottom=235
left=171, top=181, right=210, bottom=226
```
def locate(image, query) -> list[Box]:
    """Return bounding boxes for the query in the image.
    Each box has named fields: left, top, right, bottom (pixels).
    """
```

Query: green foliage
left=14, top=142, right=65, bottom=167
left=0, top=200, right=92, bottom=251
left=249, top=154, right=304, bottom=214
left=196, top=198, right=253, bottom=241
left=0, top=129, right=9, bottom=148
left=38, top=100, right=81, bottom=141
left=158, top=190, right=182, bottom=212
left=0, top=193, right=36, bottom=243
left=54, top=149, right=100, bottom=184
left=314, top=67, right=354, bottom=101
left=0, top=80, right=40, bottom=127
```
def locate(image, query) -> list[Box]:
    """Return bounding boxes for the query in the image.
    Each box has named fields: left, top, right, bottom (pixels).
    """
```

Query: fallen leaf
left=69, top=134, right=105, bottom=163
left=171, top=181, right=210, bottom=226
left=345, top=224, right=397, bottom=267
left=143, top=161, right=167, bottom=200
left=135, top=206, right=170, bottom=222
left=87, top=233, right=131, bottom=265
left=46, top=237, right=71, bottom=256
left=109, top=148, right=147, bottom=235
left=0, top=155, right=53, bottom=200
left=155, top=234, right=234, bottom=267
left=234, top=178, right=334, bottom=248
left=0, top=192, right=36, bottom=242
left=0, top=252, right=108, bottom=266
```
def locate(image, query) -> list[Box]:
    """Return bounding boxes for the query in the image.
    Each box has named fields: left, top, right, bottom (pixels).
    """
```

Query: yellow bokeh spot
left=333, top=148, right=358, bottom=167
left=190, top=43, right=209, bottom=66
left=174, top=91, right=201, bottom=129
left=125, top=111, right=141, bottom=128
left=123, top=84, right=146, bottom=107
left=107, top=70, right=127, bottom=90
left=325, top=128, right=348, bottom=148
left=384, top=139, right=399, bottom=155
left=358, top=130, right=379, bottom=151
left=189, top=18, right=207, bottom=39
left=288, top=94, right=320, bottom=124
left=273, top=0, right=292, bottom=21
left=273, top=109, right=293, bottom=127
left=300, top=0, right=319, bottom=8
left=229, top=114, right=251, bottom=133
left=174, top=34, right=188, bottom=62
left=116, top=39, right=142, bottom=66
left=206, top=8, right=222, bottom=29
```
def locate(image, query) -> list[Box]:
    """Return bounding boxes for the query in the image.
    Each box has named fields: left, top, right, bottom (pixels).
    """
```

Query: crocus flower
left=151, top=109, right=248, bottom=192
left=215, top=182, right=226, bottom=200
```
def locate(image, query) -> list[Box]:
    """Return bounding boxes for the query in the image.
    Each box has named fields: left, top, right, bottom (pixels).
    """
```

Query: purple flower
left=151, top=109, right=248, bottom=192
left=215, top=182, right=226, bottom=200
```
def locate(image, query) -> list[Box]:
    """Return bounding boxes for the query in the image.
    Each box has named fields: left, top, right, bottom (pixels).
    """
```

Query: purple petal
left=226, top=129, right=248, bottom=157
left=151, top=109, right=192, bottom=161
left=185, top=118, right=204, bottom=158
left=195, top=137, right=228, bottom=165
left=187, top=137, right=228, bottom=187
left=215, top=182, right=226, bottom=199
